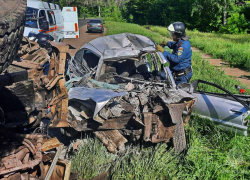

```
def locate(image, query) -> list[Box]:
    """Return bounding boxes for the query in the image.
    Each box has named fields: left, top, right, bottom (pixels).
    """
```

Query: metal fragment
left=94, top=130, right=128, bottom=154
left=167, top=103, right=188, bottom=153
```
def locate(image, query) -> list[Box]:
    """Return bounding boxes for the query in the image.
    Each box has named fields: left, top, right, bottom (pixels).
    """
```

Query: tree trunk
left=98, top=5, right=101, bottom=17
left=223, top=0, right=227, bottom=25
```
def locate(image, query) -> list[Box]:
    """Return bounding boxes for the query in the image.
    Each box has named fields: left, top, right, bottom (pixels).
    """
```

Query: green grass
left=105, top=21, right=168, bottom=44
left=71, top=21, right=250, bottom=179
left=105, top=21, right=249, bottom=94
left=72, top=117, right=250, bottom=179
left=148, top=25, right=250, bottom=71
left=71, top=138, right=116, bottom=179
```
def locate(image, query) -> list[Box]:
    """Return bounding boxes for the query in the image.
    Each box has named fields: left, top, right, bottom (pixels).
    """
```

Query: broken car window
left=38, top=10, right=47, bottom=28
left=25, top=7, right=38, bottom=28
left=82, top=50, right=100, bottom=69
left=47, top=10, right=56, bottom=25
left=73, top=49, right=100, bottom=69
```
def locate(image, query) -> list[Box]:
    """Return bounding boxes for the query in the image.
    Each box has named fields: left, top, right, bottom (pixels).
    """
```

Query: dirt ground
left=63, top=24, right=107, bottom=56
left=192, top=47, right=250, bottom=88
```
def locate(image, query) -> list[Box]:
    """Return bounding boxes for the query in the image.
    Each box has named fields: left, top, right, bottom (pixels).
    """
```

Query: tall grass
left=148, top=25, right=250, bottom=71
left=71, top=138, right=116, bottom=179
left=105, top=21, right=168, bottom=44
left=71, top=21, right=250, bottom=179
left=105, top=21, right=249, bottom=94
left=72, top=117, right=250, bottom=179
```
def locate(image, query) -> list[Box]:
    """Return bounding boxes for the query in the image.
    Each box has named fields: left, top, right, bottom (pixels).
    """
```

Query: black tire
left=0, top=0, right=27, bottom=74
left=60, top=127, right=79, bottom=138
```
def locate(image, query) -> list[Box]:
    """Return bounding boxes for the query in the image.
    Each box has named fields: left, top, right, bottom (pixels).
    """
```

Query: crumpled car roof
left=78, top=33, right=156, bottom=60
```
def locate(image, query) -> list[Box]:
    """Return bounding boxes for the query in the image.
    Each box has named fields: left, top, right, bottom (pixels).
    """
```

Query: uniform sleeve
left=163, top=46, right=185, bottom=63
left=167, top=41, right=175, bottom=49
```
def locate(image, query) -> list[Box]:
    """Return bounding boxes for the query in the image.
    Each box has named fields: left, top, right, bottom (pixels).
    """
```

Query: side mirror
left=87, top=22, right=89, bottom=23
left=40, top=20, right=49, bottom=31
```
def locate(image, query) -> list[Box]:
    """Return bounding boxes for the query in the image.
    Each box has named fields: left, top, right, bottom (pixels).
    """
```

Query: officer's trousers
left=175, top=71, right=193, bottom=87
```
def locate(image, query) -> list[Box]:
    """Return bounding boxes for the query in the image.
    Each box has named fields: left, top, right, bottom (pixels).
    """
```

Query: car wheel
left=59, top=38, right=64, bottom=42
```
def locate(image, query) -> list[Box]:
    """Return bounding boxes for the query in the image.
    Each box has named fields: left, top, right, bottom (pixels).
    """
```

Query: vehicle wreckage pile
left=67, top=78, right=194, bottom=153
left=2, top=31, right=250, bottom=179
left=0, top=38, right=70, bottom=180
left=0, top=131, right=70, bottom=180
left=66, top=33, right=195, bottom=154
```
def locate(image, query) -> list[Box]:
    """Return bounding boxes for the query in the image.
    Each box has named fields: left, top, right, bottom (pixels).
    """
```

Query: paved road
left=63, top=18, right=106, bottom=56
left=78, top=18, right=103, bottom=27
left=78, top=19, right=88, bottom=27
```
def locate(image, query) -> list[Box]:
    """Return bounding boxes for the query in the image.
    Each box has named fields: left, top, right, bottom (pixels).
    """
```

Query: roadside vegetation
left=105, top=21, right=249, bottom=94
left=71, top=21, right=250, bottom=179
left=148, top=25, right=250, bottom=71
left=72, top=117, right=250, bottom=180
left=60, top=0, right=250, bottom=34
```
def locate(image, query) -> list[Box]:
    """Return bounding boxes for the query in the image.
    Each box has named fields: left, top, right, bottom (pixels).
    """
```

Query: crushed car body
left=190, top=80, right=250, bottom=136
left=66, top=33, right=195, bottom=153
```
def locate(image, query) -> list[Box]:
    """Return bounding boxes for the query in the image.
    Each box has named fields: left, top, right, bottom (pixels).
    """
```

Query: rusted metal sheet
left=70, top=113, right=134, bottom=132
left=0, top=131, right=70, bottom=180
left=0, top=134, right=43, bottom=177
left=94, top=130, right=128, bottom=154
left=143, top=112, right=152, bottom=142
left=184, top=100, right=195, bottom=125
left=0, top=37, right=69, bottom=128
left=42, top=138, right=60, bottom=152
left=151, top=115, right=174, bottom=143
left=167, top=103, right=188, bottom=153
left=21, top=48, right=50, bottom=63
left=18, top=37, right=40, bottom=55
left=12, top=60, right=40, bottom=69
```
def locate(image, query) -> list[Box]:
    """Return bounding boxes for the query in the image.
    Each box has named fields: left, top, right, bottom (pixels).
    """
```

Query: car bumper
left=87, top=27, right=103, bottom=31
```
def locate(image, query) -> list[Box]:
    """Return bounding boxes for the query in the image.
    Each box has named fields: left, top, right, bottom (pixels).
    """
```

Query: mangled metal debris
left=66, top=33, right=195, bottom=153
left=0, top=37, right=72, bottom=180
left=0, top=130, right=70, bottom=180
left=0, top=38, right=69, bottom=128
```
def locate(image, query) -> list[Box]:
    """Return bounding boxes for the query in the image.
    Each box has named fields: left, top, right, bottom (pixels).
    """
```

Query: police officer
left=156, top=22, right=193, bottom=86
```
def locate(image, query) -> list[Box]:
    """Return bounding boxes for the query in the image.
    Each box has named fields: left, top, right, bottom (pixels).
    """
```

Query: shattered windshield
left=100, top=59, right=151, bottom=81
left=25, top=7, right=38, bottom=28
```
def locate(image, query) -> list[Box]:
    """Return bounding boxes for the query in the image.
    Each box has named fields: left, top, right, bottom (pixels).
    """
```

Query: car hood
left=80, top=33, right=156, bottom=60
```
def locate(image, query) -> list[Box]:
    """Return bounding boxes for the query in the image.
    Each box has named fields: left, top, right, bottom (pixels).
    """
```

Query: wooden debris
left=42, top=137, right=60, bottom=152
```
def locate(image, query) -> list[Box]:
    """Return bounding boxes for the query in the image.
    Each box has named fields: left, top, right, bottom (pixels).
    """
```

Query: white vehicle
left=24, top=0, right=77, bottom=42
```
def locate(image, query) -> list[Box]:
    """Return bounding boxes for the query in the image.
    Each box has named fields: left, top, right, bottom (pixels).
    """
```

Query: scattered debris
left=0, top=131, right=70, bottom=180
left=66, top=33, right=195, bottom=154
left=0, top=38, right=69, bottom=128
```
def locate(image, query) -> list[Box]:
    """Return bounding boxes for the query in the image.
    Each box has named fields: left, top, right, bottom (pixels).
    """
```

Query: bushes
left=149, top=25, right=250, bottom=71
left=219, top=13, right=250, bottom=34
left=105, top=21, right=249, bottom=93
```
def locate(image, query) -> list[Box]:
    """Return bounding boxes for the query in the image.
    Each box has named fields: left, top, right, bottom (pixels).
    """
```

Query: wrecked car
left=66, top=33, right=195, bottom=153
left=190, top=80, right=250, bottom=136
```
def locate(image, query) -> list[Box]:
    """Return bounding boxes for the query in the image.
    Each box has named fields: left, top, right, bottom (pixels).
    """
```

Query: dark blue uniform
left=162, top=39, right=192, bottom=86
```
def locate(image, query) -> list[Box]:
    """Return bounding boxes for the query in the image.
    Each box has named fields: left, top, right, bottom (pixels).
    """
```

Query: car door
left=46, top=10, right=57, bottom=41
left=191, top=80, right=250, bottom=135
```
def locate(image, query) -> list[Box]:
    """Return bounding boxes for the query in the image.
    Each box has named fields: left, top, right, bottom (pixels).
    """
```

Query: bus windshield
left=25, top=7, right=39, bottom=28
